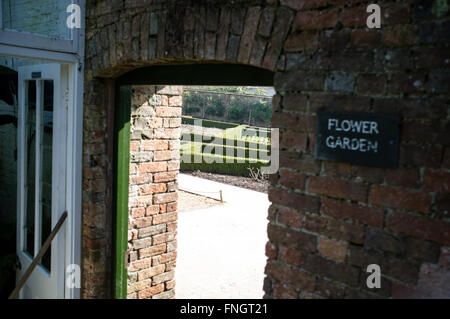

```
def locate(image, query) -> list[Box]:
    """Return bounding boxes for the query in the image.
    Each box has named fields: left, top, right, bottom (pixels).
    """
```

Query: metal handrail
left=9, top=211, right=68, bottom=299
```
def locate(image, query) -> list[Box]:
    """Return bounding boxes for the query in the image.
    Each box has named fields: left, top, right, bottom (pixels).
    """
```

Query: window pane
left=25, top=80, right=36, bottom=257
left=40, top=80, right=53, bottom=271
left=2, top=0, right=74, bottom=40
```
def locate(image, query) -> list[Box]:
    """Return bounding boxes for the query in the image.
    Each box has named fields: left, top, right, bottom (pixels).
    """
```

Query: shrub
left=181, top=132, right=270, bottom=149
left=180, top=152, right=269, bottom=177
left=227, top=104, right=247, bottom=121
left=184, top=106, right=200, bottom=114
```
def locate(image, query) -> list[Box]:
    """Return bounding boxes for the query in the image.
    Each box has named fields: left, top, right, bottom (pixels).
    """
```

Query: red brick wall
left=267, top=0, right=450, bottom=299
left=126, top=86, right=181, bottom=299
left=83, top=0, right=450, bottom=298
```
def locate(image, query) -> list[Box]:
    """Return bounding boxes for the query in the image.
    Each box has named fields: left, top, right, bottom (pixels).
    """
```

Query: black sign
left=315, top=111, right=400, bottom=168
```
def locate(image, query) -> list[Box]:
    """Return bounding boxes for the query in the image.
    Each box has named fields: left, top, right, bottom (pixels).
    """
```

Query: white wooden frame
left=0, top=0, right=85, bottom=299
left=17, top=64, right=67, bottom=299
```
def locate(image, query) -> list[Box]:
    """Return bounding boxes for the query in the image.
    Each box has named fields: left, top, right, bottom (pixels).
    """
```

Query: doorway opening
left=177, top=85, right=274, bottom=298
left=114, top=63, right=276, bottom=299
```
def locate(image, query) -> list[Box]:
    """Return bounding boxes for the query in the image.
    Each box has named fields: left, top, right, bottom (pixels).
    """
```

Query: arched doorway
left=113, top=63, right=275, bottom=298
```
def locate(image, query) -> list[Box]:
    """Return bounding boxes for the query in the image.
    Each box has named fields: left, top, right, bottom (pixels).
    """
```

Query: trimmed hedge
left=181, top=132, right=270, bottom=149
left=181, top=142, right=269, bottom=159
left=180, top=152, right=269, bottom=176
left=182, top=116, right=239, bottom=129
left=180, top=119, right=272, bottom=177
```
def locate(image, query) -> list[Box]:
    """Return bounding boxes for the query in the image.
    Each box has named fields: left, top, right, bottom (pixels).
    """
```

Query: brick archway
left=82, top=1, right=450, bottom=299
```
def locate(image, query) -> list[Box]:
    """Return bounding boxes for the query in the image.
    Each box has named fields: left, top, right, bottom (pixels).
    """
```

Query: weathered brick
left=139, top=162, right=167, bottom=173
left=152, top=289, right=175, bottom=299
left=341, top=5, right=367, bottom=27
left=279, top=169, right=306, bottom=191
left=440, top=247, right=450, bottom=268
left=406, top=237, right=441, bottom=263
left=280, top=0, right=327, bottom=10
left=370, top=186, right=431, bottom=214
left=351, top=29, right=380, bottom=48
left=138, top=224, right=166, bottom=238
left=386, top=211, right=450, bottom=245
left=316, top=277, right=346, bottom=299
left=436, top=193, right=450, bottom=219
left=304, top=214, right=365, bottom=244
left=321, top=198, right=384, bottom=228
left=153, top=192, right=177, bottom=204
left=389, top=72, right=426, bottom=94
left=325, top=72, right=356, bottom=93
left=356, top=73, right=386, bottom=95
left=237, top=6, right=261, bottom=64
left=318, top=238, right=348, bottom=262
left=152, top=270, right=175, bottom=285
left=302, top=253, right=360, bottom=286
left=284, top=32, right=318, bottom=52
left=262, top=7, right=295, bottom=70
left=274, top=71, right=324, bottom=92
left=277, top=207, right=304, bottom=229
left=137, top=265, right=165, bottom=281
left=385, top=168, right=420, bottom=188
left=423, top=169, right=450, bottom=193
left=399, top=144, right=442, bottom=168
left=265, top=261, right=316, bottom=291
left=268, top=224, right=317, bottom=253
left=278, top=246, right=303, bottom=267
left=294, top=8, right=338, bottom=30
left=128, top=257, right=152, bottom=273
left=364, top=227, right=405, bottom=255
left=269, top=186, right=320, bottom=214
left=137, top=284, right=164, bottom=299
left=273, top=282, right=298, bottom=299
left=308, top=177, right=368, bottom=203
left=382, top=25, right=419, bottom=47
left=153, top=212, right=178, bottom=225
left=139, top=244, right=166, bottom=259
left=153, top=171, right=177, bottom=183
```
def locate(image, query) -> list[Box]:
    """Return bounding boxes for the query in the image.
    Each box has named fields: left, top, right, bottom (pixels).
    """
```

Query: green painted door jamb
left=114, top=85, right=131, bottom=299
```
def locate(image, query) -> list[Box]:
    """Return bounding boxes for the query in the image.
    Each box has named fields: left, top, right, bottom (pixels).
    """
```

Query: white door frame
left=0, top=0, right=85, bottom=299
left=17, top=63, right=68, bottom=299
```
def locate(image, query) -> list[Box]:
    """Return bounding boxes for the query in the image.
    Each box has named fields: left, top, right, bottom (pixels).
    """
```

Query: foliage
left=181, top=141, right=270, bottom=160
left=182, top=87, right=273, bottom=126
left=227, top=103, right=247, bottom=121
left=181, top=132, right=270, bottom=149
left=184, top=106, right=201, bottom=114
left=248, top=167, right=269, bottom=181
left=180, top=152, right=268, bottom=177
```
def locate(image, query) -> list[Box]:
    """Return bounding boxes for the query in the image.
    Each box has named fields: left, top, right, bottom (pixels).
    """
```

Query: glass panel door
left=17, top=63, right=67, bottom=299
